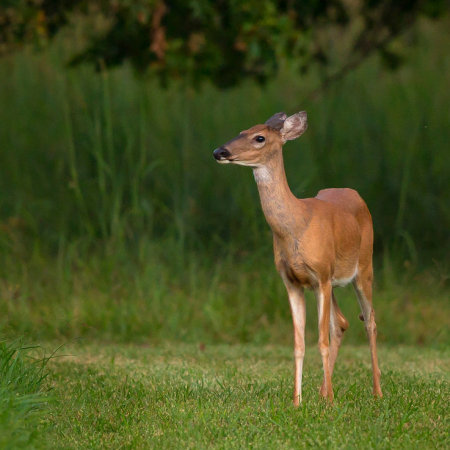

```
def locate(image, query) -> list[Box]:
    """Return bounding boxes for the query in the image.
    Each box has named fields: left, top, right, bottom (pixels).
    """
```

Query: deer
left=213, top=111, right=382, bottom=405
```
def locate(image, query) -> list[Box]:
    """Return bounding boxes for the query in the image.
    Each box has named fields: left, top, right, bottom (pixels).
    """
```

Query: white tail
left=213, top=111, right=382, bottom=405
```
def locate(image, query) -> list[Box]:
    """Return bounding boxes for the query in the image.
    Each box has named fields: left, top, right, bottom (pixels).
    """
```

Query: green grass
left=0, top=339, right=51, bottom=448
left=1, top=242, right=448, bottom=346
left=37, top=342, right=448, bottom=448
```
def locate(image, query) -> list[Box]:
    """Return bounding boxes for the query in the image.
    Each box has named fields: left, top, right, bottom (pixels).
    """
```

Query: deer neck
left=253, top=151, right=304, bottom=237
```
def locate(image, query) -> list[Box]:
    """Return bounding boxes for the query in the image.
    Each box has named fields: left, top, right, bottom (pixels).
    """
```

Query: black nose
left=213, top=146, right=231, bottom=160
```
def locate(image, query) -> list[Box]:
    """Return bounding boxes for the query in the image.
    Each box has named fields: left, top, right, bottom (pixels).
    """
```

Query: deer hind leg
left=316, top=281, right=333, bottom=401
left=353, top=268, right=383, bottom=397
left=284, top=281, right=306, bottom=407
left=320, top=291, right=349, bottom=397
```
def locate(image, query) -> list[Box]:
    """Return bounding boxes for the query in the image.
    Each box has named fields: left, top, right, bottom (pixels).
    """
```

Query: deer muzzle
left=213, top=146, right=231, bottom=162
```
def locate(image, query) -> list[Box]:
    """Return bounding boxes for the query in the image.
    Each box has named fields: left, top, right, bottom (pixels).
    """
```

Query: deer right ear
left=265, top=112, right=287, bottom=130
left=281, top=111, right=308, bottom=142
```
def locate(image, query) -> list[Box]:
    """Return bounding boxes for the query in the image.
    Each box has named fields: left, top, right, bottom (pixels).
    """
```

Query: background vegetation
left=0, top=14, right=449, bottom=346
left=2, top=0, right=446, bottom=86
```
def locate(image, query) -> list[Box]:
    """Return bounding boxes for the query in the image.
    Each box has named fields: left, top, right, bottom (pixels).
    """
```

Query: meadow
left=0, top=17, right=449, bottom=448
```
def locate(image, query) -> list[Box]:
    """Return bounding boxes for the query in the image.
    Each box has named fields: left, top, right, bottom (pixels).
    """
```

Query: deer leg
left=284, top=282, right=306, bottom=406
left=353, top=268, right=382, bottom=398
left=316, top=282, right=333, bottom=401
left=320, top=291, right=349, bottom=397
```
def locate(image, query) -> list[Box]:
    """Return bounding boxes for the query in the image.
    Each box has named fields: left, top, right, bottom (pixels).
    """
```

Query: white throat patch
left=253, top=167, right=272, bottom=184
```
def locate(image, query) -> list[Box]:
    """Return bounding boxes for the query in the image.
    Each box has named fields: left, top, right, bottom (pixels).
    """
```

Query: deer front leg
left=316, top=281, right=333, bottom=402
left=284, top=280, right=306, bottom=406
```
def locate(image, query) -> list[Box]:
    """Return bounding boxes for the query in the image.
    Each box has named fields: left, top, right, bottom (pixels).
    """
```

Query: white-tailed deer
left=213, top=112, right=382, bottom=405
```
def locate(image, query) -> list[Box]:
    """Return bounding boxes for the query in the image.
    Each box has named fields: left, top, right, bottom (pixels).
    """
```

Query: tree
left=0, top=1, right=447, bottom=87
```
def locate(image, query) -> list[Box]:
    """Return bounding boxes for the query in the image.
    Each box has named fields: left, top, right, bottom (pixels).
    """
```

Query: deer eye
left=255, top=136, right=265, bottom=143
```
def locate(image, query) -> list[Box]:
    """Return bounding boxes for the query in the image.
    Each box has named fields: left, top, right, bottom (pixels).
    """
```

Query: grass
left=0, top=339, right=51, bottom=448
left=1, top=242, right=448, bottom=346
left=36, top=342, right=448, bottom=448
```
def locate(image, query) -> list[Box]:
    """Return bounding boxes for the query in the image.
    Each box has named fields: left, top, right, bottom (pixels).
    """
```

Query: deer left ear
left=281, top=111, right=308, bottom=142
left=265, top=112, right=287, bottom=130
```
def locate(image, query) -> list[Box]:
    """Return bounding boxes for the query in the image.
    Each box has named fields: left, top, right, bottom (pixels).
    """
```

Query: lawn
left=34, top=342, right=448, bottom=448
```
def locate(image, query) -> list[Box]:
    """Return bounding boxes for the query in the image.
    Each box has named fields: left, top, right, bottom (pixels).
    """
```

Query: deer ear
left=281, top=111, right=308, bottom=142
left=265, top=112, right=287, bottom=130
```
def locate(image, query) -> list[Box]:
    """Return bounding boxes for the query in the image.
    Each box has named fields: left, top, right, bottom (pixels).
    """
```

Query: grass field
left=5, top=342, right=443, bottom=448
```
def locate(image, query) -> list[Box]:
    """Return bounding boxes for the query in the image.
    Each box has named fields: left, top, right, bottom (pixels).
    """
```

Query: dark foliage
left=1, top=1, right=447, bottom=87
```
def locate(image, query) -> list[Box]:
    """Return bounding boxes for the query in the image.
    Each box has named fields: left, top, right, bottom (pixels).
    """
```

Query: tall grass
left=0, top=237, right=448, bottom=345
left=1, top=19, right=448, bottom=258
left=0, top=19, right=448, bottom=344
left=0, top=339, right=51, bottom=448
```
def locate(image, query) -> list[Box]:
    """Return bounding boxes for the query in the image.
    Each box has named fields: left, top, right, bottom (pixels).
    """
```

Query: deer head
left=213, top=111, right=308, bottom=168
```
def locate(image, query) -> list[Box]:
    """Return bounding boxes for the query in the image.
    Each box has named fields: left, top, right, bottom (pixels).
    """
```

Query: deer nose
left=213, top=146, right=231, bottom=160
